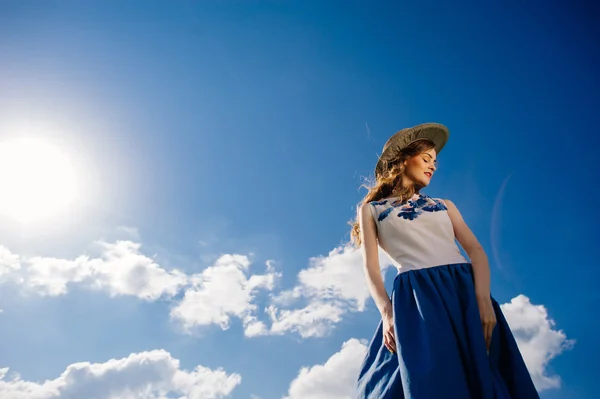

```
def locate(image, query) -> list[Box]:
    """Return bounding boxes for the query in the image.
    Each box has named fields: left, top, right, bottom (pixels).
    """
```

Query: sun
left=0, top=138, right=78, bottom=223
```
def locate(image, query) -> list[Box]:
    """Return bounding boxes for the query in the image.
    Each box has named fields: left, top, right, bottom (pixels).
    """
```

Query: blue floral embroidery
left=398, top=206, right=421, bottom=220
left=412, top=195, right=429, bottom=208
left=372, top=194, right=447, bottom=222
left=371, top=199, right=389, bottom=206
left=378, top=207, right=394, bottom=221
left=422, top=201, right=447, bottom=212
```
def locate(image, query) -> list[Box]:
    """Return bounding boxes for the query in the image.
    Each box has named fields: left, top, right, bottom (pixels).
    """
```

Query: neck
left=391, top=185, right=420, bottom=201
left=398, top=177, right=422, bottom=194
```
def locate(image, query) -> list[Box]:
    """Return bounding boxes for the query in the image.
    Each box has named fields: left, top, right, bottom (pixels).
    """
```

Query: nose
left=429, top=163, right=436, bottom=172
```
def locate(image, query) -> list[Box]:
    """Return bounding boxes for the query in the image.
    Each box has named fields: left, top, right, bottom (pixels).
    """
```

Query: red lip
left=424, top=172, right=432, bottom=178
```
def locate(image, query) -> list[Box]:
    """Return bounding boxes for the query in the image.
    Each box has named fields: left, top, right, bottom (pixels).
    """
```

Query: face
left=402, top=148, right=437, bottom=188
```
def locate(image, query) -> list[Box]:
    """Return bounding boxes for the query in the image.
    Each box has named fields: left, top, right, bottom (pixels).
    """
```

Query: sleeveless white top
left=369, top=193, right=467, bottom=272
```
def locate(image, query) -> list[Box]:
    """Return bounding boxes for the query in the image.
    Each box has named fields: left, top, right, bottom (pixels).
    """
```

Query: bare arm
left=445, top=199, right=491, bottom=299
left=359, top=203, right=392, bottom=318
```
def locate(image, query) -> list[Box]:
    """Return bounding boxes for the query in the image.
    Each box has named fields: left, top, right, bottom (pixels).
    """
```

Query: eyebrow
left=423, top=153, right=437, bottom=163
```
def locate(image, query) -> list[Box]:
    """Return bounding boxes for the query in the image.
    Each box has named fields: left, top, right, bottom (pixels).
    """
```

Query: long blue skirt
left=355, top=263, right=539, bottom=399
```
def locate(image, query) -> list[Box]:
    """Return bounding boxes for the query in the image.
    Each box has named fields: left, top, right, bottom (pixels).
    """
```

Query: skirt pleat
left=355, top=263, right=539, bottom=399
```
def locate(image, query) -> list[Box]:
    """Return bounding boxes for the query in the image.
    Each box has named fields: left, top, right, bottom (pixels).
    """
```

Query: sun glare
left=0, top=138, right=78, bottom=223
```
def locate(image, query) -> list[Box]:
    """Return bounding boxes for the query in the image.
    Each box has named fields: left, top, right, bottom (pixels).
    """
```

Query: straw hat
left=374, top=122, right=449, bottom=178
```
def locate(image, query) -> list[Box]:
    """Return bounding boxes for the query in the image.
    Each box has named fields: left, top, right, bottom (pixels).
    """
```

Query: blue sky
left=0, top=1, right=598, bottom=398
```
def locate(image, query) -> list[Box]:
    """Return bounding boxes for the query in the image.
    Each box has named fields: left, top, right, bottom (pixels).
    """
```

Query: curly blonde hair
left=349, top=139, right=436, bottom=247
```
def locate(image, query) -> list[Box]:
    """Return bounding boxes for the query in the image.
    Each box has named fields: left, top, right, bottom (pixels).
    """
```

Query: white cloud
left=0, top=241, right=281, bottom=334
left=266, top=301, right=346, bottom=338
left=0, top=241, right=188, bottom=300
left=23, top=255, right=91, bottom=296
left=285, top=338, right=367, bottom=399
left=291, top=245, right=385, bottom=311
left=242, top=317, right=269, bottom=337
left=84, top=241, right=188, bottom=300
left=0, top=349, right=240, bottom=399
left=501, top=294, right=574, bottom=391
left=0, top=246, right=22, bottom=284
left=262, top=245, right=392, bottom=338
left=170, top=254, right=279, bottom=334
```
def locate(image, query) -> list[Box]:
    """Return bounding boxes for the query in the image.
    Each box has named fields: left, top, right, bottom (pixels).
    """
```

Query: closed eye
left=423, top=153, right=437, bottom=165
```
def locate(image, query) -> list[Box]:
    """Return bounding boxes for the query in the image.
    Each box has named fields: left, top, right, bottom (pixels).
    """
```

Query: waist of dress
left=395, top=261, right=471, bottom=274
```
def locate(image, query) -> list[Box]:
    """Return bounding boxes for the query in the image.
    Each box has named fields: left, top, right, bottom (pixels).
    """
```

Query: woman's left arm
left=445, top=199, right=496, bottom=351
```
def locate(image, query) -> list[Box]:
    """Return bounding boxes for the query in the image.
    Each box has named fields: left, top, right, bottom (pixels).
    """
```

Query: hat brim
left=375, top=123, right=449, bottom=178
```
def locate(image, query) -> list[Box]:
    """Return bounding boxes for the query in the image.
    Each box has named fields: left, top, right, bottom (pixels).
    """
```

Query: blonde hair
left=349, top=139, right=436, bottom=247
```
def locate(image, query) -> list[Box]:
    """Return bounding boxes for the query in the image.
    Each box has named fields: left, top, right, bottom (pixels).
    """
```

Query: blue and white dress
left=355, top=193, right=539, bottom=399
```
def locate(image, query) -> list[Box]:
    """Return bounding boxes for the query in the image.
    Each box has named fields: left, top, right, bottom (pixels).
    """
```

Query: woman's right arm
left=359, top=203, right=392, bottom=319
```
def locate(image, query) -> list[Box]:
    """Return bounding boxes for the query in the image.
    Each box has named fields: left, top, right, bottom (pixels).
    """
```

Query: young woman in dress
left=351, top=123, right=539, bottom=398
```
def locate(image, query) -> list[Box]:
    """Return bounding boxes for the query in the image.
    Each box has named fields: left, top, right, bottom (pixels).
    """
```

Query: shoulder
left=358, top=202, right=370, bottom=213
left=441, top=199, right=466, bottom=222
left=440, top=198, right=457, bottom=209
left=360, top=201, right=387, bottom=225
left=359, top=202, right=376, bottom=218
left=440, top=198, right=453, bottom=207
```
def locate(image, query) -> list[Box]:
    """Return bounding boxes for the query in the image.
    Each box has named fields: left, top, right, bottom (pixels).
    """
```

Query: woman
left=351, top=123, right=539, bottom=398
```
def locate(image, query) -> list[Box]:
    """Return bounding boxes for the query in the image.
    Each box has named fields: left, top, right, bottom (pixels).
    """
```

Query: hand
left=477, top=296, right=497, bottom=352
left=382, top=313, right=397, bottom=354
